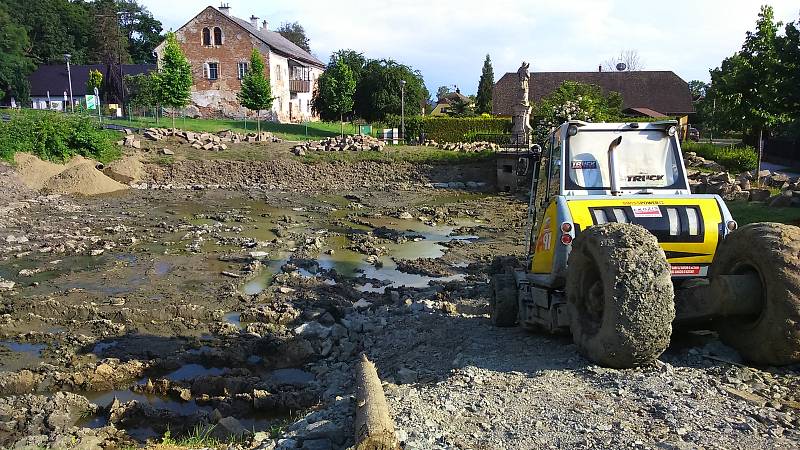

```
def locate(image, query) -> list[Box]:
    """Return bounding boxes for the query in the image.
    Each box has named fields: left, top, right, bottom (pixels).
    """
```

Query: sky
left=138, top=0, right=800, bottom=96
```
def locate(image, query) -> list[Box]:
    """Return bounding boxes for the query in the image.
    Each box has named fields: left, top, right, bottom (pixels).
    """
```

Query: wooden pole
left=354, top=354, right=400, bottom=450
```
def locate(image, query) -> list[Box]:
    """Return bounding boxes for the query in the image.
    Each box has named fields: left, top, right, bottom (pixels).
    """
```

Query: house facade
left=154, top=5, right=325, bottom=122
left=430, top=89, right=472, bottom=116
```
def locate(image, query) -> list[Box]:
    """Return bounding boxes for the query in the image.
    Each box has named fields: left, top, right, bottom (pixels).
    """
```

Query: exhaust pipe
left=608, top=136, right=622, bottom=195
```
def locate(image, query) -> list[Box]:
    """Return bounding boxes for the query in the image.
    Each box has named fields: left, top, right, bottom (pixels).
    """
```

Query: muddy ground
left=0, top=144, right=798, bottom=450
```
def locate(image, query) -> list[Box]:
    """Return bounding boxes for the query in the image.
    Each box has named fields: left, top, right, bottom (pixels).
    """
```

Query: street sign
left=85, top=95, right=97, bottom=110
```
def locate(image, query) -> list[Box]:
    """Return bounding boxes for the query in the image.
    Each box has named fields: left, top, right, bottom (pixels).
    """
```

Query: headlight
left=667, top=126, right=677, bottom=137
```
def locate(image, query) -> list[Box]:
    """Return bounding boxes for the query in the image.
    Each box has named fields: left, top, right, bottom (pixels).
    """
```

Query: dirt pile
left=0, top=162, right=32, bottom=206
left=13, top=153, right=128, bottom=196
left=103, top=155, right=146, bottom=184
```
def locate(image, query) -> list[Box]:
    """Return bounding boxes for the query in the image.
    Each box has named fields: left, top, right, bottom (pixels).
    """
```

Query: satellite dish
left=616, top=62, right=627, bottom=71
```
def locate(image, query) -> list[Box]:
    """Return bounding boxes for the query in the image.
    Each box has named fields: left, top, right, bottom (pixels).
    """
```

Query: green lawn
left=726, top=201, right=800, bottom=226
left=107, top=116, right=358, bottom=141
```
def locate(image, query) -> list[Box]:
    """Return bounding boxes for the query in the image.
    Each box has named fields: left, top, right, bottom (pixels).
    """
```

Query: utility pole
left=64, top=54, right=74, bottom=113
left=400, top=79, right=406, bottom=143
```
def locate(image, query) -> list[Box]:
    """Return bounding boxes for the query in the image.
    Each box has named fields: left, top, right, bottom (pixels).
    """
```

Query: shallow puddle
left=165, top=363, right=226, bottom=381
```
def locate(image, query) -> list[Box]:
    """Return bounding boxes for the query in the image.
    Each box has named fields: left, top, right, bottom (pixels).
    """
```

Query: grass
left=107, top=115, right=359, bottom=141
left=726, top=200, right=800, bottom=226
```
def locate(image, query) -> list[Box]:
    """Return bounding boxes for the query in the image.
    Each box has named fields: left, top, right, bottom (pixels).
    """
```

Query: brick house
left=154, top=4, right=325, bottom=122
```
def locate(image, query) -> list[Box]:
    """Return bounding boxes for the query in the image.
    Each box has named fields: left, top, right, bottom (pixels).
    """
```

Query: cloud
left=140, top=0, right=800, bottom=96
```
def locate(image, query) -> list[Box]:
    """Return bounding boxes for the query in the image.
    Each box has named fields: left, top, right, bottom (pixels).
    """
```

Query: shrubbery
left=682, top=141, right=758, bottom=173
left=0, top=110, right=120, bottom=163
left=383, top=115, right=511, bottom=143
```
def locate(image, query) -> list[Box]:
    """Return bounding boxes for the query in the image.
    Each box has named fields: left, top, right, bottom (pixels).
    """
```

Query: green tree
left=354, top=59, right=428, bottom=122
left=436, top=85, right=451, bottom=101
left=155, top=32, right=192, bottom=128
left=445, top=97, right=476, bottom=118
left=116, top=0, right=164, bottom=64
left=687, top=80, right=708, bottom=99
left=708, top=5, right=789, bottom=174
left=532, top=81, right=623, bottom=142
left=237, top=48, right=273, bottom=133
left=276, top=21, right=310, bottom=52
left=2, top=0, right=92, bottom=64
left=318, top=58, right=356, bottom=135
left=475, top=54, right=494, bottom=114
left=775, top=14, right=800, bottom=136
left=87, top=69, right=103, bottom=96
left=125, top=72, right=159, bottom=116
left=313, top=49, right=366, bottom=120
left=0, top=2, right=34, bottom=102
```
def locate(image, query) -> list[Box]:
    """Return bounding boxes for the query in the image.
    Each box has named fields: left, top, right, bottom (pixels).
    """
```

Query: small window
left=238, top=62, right=248, bottom=79
left=275, top=65, right=281, bottom=81
left=208, top=62, right=219, bottom=80
left=213, top=27, right=222, bottom=46
left=202, top=28, right=211, bottom=46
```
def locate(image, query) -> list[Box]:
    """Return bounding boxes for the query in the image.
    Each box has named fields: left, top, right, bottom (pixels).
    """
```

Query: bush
left=383, top=115, right=510, bottom=143
left=0, top=110, right=119, bottom=163
left=682, top=141, right=758, bottom=173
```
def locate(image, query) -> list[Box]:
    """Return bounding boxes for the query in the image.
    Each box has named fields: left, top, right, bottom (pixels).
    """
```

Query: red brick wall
left=174, top=8, right=271, bottom=117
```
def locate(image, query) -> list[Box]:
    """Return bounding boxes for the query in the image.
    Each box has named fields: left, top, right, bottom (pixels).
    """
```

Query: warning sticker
left=670, top=265, right=702, bottom=276
left=571, top=160, right=598, bottom=170
left=631, top=205, right=662, bottom=218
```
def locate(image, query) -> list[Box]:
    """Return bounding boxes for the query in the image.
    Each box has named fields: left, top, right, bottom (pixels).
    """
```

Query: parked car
left=687, top=127, right=700, bottom=142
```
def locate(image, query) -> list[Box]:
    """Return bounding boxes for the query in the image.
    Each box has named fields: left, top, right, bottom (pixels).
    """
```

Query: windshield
left=565, top=129, right=687, bottom=191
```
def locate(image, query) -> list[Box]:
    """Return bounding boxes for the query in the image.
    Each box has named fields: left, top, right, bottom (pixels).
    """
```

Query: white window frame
left=207, top=62, right=219, bottom=80
left=238, top=62, right=248, bottom=79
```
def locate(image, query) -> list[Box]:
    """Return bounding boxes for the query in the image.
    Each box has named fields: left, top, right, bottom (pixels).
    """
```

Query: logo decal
left=670, top=265, right=702, bottom=276
left=627, top=174, right=665, bottom=182
left=631, top=205, right=662, bottom=218
left=571, top=160, right=598, bottom=170
left=535, top=216, right=552, bottom=252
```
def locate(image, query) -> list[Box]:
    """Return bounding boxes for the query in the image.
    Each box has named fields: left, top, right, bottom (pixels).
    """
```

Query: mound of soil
left=13, top=153, right=65, bottom=190
left=104, top=155, right=146, bottom=184
left=14, top=153, right=128, bottom=196
left=42, top=160, right=128, bottom=196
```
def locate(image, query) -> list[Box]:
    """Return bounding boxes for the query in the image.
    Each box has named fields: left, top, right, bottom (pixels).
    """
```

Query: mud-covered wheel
left=711, top=223, right=800, bottom=366
left=490, top=273, right=518, bottom=327
left=566, top=223, right=675, bottom=368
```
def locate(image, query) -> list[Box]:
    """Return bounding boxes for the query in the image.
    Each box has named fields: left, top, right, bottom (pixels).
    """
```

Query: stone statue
left=511, top=61, right=533, bottom=145
left=517, top=61, right=530, bottom=106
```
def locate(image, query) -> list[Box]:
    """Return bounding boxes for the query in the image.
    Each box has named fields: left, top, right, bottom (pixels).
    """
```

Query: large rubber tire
left=711, top=223, right=800, bottom=366
left=490, top=273, right=518, bottom=327
left=566, top=223, right=675, bottom=368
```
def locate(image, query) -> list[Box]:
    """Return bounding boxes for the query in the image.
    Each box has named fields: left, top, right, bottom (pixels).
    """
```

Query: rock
left=161, top=148, right=174, bottom=155
left=721, top=386, right=768, bottom=407
left=294, top=322, right=331, bottom=339
left=89, top=249, right=104, bottom=256
left=398, top=211, right=413, bottom=220
left=396, top=367, right=418, bottom=384
left=130, top=140, right=141, bottom=149
left=353, top=298, right=372, bottom=310
left=302, top=420, right=344, bottom=444
left=0, top=279, right=15, bottom=291
left=143, top=131, right=160, bottom=141
left=212, top=416, right=250, bottom=440
left=749, top=188, right=771, bottom=202
left=301, top=439, right=333, bottom=450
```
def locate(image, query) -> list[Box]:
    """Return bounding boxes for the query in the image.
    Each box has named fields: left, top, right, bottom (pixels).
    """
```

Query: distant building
left=154, top=5, right=325, bottom=122
left=431, top=89, right=473, bottom=116
left=493, top=70, right=695, bottom=121
left=27, top=64, right=154, bottom=111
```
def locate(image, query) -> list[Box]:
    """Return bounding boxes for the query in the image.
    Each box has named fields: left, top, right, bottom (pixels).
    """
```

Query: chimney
left=598, top=65, right=602, bottom=72
left=219, top=3, right=230, bottom=15
left=261, top=20, right=268, bottom=31
left=250, top=15, right=259, bottom=28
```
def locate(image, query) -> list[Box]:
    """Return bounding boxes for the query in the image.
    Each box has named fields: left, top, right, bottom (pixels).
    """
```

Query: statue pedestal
left=510, top=103, right=532, bottom=146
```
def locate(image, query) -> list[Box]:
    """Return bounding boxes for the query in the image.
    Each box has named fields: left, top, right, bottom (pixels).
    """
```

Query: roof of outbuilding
left=28, top=64, right=155, bottom=97
left=492, top=70, right=695, bottom=116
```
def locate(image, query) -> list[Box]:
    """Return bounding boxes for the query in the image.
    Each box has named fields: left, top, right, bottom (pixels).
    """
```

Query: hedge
left=681, top=141, right=758, bottom=173
left=384, top=115, right=511, bottom=143
left=0, top=110, right=120, bottom=163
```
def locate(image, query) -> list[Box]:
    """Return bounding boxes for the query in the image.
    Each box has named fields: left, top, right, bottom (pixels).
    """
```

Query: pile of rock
left=291, top=135, right=385, bottom=155
left=684, top=151, right=727, bottom=172
left=423, top=140, right=500, bottom=152
left=687, top=167, right=800, bottom=207
left=117, top=128, right=282, bottom=151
